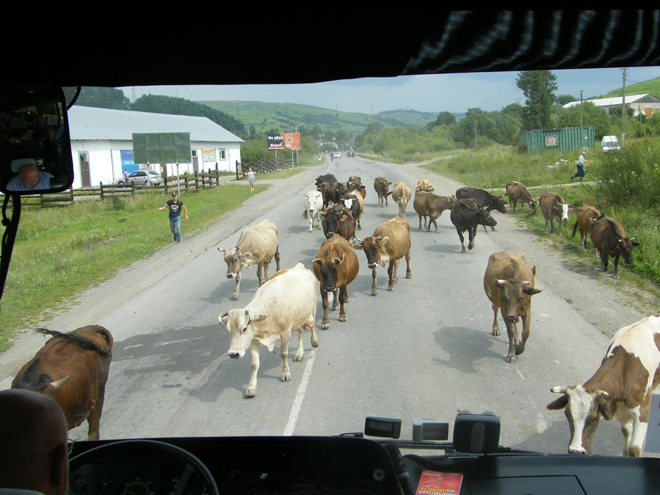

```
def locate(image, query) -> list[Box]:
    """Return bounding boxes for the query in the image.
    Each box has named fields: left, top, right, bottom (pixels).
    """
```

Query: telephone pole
left=621, top=68, right=627, bottom=147
left=474, top=115, right=478, bottom=149
left=579, top=90, right=584, bottom=127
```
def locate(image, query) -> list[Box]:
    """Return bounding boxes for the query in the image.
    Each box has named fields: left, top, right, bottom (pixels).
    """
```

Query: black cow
left=450, top=199, right=498, bottom=253
left=456, top=187, right=507, bottom=232
left=315, top=173, right=337, bottom=187
left=321, top=204, right=356, bottom=241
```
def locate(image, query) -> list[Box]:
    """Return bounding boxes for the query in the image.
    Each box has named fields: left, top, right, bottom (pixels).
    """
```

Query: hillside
left=200, top=101, right=442, bottom=134
left=604, top=76, right=660, bottom=100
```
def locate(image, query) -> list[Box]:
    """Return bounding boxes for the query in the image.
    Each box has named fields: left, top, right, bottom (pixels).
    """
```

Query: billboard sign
left=267, top=133, right=301, bottom=151
left=133, top=132, right=191, bottom=163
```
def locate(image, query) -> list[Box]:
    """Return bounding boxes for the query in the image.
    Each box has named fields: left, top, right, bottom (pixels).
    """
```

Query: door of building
left=79, top=152, right=91, bottom=187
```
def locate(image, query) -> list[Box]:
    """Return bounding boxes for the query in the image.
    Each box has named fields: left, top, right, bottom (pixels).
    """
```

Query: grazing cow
left=483, top=251, right=542, bottom=363
left=450, top=199, right=497, bottom=253
left=218, top=220, right=281, bottom=300
left=571, top=205, right=603, bottom=251
left=414, top=192, right=457, bottom=233
left=547, top=312, right=660, bottom=457
left=353, top=215, right=412, bottom=296
left=590, top=217, right=639, bottom=279
left=321, top=204, right=356, bottom=241
left=374, top=177, right=392, bottom=207
left=416, top=179, right=435, bottom=194
left=390, top=182, right=412, bottom=216
left=527, top=192, right=571, bottom=234
left=219, top=263, right=318, bottom=398
left=505, top=181, right=538, bottom=213
left=313, top=235, right=360, bottom=329
left=302, top=190, right=323, bottom=232
left=12, top=326, right=113, bottom=440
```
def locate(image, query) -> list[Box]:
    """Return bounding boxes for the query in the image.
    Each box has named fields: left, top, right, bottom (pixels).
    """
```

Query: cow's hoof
left=344, top=298, right=349, bottom=303
left=294, top=354, right=304, bottom=362
left=280, top=374, right=292, bottom=382
left=311, top=339, right=319, bottom=348
left=406, top=273, right=412, bottom=279
left=506, top=355, right=516, bottom=363
left=358, top=226, right=362, bottom=231
left=492, top=329, right=500, bottom=337
left=388, top=286, right=395, bottom=291
left=308, top=229, right=313, bottom=233
left=371, top=289, right=378, bottom=296
left=245, top=390, right=256, bottom=398
left=339, top=316, right=346, bottom=322
left=322, top=321, right=330, bottom=330
left=614, top=274, right=620, bottom=279
left=231, top=293, right=239, bottom=301
left=515, top=346, right=525, bottom=356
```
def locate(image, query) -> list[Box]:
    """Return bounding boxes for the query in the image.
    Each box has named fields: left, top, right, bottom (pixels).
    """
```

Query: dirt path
left=399, top=159, right=659, bottom=338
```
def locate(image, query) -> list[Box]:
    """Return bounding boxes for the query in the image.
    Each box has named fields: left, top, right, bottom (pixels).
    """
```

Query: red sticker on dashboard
left=416, top=470, right=463, bottom=495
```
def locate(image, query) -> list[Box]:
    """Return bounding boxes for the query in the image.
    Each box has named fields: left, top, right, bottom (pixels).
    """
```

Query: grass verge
left=0, top=184, right=268, bottom=352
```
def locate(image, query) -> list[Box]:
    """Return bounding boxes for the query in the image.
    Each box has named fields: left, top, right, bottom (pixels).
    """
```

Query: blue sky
left=122, top=67, right=660, bottom=115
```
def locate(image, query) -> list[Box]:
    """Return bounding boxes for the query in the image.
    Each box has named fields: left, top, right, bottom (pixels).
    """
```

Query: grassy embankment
left=0, top=183, right=268, bottom=352
left=421, top=143, right=660, bottom=296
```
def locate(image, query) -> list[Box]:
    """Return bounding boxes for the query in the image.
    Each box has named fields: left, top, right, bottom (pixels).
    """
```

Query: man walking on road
left=571, top=151, right=587, bottom=182
left=159, top=192, right=189, bottom=242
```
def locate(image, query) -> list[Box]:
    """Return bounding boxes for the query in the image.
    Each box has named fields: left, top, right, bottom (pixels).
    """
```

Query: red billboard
left=267, top=133, right=301, bottom=151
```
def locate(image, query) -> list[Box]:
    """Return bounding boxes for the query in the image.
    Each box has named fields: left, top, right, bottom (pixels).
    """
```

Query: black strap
left=0, top=194, right=22, bottom=309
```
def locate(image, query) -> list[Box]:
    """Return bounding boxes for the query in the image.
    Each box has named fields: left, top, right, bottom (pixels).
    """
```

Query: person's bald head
left=0, top=389, right=69, bottom=495
left=18, top=164, right=41, bottom=190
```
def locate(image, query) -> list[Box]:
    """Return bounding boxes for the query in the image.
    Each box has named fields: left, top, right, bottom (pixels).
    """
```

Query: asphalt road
left=1, top=156, right=627, bottom=456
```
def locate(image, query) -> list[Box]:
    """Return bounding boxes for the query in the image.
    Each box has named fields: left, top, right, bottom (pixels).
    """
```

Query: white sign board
left=645, top=394, right=660, bottom=453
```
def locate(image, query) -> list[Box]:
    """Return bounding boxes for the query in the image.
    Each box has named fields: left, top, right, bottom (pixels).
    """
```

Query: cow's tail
left=36, top=327, right=113, bottom=357
left=571, top=220, right=579, bottom=238
left=525, top=206, right=538, bottom=219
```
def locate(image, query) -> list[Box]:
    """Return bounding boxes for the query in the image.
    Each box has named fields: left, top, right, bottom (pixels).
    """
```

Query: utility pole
left=580, top=90, right=584, bottom=127
left=621, top=68, right=627, bottom=147
left=474, top=115, right=478, bottom=149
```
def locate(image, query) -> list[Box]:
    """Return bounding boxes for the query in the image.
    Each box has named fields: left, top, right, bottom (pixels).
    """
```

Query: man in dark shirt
left=159, top=192, right=189, bottom=242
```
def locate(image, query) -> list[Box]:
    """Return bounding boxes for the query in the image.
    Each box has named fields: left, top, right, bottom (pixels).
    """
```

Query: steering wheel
left=69, top=439, right=219, bottom=495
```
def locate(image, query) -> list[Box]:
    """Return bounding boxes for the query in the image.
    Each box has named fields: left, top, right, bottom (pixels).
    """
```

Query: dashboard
left=68, top=436, right=660, bottom=495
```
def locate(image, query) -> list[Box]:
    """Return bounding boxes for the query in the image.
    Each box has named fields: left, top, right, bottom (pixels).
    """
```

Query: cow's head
left=321, top=207, right=349, bottom=238
left=547, top=385, right=612, bottom=455
left=219, top=309, right=268, bottom=358
left=493, top=196, right=508, bottom=214
left=313, top=254, right=345, bottom=292
left=529, top=198, right=538, bottom=210
left=478, top=207, right=498, bottom=228
left=353, top=235, right=389, bottom=269
left=556, top=200, right=571, bottom=221
left=615, top=233, right=639, bottom=264
left=218, top=246, right=254, bottom=278
left=494, top=279, right=541, bottom=321
left=303, top=191, right=321, bottom=213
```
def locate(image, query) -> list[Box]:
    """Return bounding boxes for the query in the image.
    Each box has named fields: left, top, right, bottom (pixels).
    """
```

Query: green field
left=1, top=184, right=267, bottom=352
left=604, top=76, right=660, bottom=99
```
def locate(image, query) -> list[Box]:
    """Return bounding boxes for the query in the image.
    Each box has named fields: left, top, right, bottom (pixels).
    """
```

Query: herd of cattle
left=6, top=167, right=659, bottom=460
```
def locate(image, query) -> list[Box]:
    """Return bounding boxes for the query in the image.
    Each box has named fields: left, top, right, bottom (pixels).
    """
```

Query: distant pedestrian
left=247, top=167, right=256, bottom=192
left=159, top=192, right=188, bottom=242
left=571, top=151, right=587, bottom=182
left=123, top=168, right=129, bottom=182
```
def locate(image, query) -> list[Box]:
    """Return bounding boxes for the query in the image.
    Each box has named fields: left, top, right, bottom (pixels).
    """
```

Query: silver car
left=116, top=170, right=163, bottom=187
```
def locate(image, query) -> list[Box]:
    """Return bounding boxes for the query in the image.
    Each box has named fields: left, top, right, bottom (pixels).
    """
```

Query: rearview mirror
left=0, top=87, right=74, bottom=195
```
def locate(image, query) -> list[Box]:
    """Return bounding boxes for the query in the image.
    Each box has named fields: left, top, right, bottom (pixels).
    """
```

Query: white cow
left=219, top=263, right=318, bottom=398
left=547, top=312, right=660, bottom=457
left=303, top=190, right=323, bottom=232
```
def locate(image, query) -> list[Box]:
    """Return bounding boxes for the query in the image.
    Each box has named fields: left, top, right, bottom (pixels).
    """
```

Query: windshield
left=2, top=67, right=660, bottom=457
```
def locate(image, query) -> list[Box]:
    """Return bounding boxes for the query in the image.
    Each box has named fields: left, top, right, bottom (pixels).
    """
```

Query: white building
left=563, top=93, right=660, bottom=117
left=67, top=106, right=243, bottom=188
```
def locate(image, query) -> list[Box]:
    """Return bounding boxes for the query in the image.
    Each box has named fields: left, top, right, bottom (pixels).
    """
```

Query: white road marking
left=516, top=368, right=525, bottom=380
left=283, top=348, right=317, bottom=436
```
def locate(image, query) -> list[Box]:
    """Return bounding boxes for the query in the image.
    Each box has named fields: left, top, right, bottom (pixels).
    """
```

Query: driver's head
left=0, top=389, right=69, bottom=495
left=19, top=164, right=41, bottom=189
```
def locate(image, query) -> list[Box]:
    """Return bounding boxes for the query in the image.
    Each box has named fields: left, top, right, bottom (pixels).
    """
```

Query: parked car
left=601, top=135, right=621, bottom=152
left=115, top=170, right=163, bottom=187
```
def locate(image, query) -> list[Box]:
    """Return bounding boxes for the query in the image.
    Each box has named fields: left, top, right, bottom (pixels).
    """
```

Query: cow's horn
left=522, top=281, right=531, bottom=285
left=51, top=376, right=70, bottom=390
left=551, top=386, right=568, bottom=394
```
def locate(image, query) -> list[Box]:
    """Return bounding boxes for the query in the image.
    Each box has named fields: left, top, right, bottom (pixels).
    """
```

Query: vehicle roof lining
left=3, top=10, right=660, bottom=87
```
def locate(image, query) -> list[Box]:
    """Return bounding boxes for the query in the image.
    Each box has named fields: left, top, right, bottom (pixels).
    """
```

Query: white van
left=601, top=135, right=621, bottom=152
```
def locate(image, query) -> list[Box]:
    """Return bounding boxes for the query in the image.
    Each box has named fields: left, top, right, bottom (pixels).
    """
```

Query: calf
left=218, top=219, right=281, bottom=300
left=219, top=263, right=318, bottom=398
left=547, top=312, right=660, bottom=457
left=12, top=326, right=113, bottom=440
left=590, top=217, right=639, bottom=279
left=302, top=190, right=323, bottom=232
left=353, top=215, right=412, bottom=296
left=506, top=181, right=537, bottom=212
left=571, top=205, right=603, bottom=251
left=450, top=199, right=497, bottom=253
left=483, top=251, right=542, bottom=362
left=527, top=192, right=571, bottom=234
left=374, top=177, right=392, bottom=207
left=313, top=235, right=360, bottom=329
left=321, top=204, right=356, bottom=241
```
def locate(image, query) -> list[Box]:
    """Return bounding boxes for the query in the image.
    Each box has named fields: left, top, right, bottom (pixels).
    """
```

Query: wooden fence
left=6, top=171, right=230, bottom=209
left=240, top=154, right=298, bottom=177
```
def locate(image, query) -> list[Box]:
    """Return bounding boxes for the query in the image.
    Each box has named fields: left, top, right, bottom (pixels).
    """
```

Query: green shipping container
left=518, top=126, right=595, bottom=153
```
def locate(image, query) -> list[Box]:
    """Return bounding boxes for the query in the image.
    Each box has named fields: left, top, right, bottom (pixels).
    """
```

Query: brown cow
left=313, top=235, right=360, bottom=329
left=348, top=175, right=362, bottom=184
left=353, top=215, right=412, bottom=296
left=483, top=251, right=542, bottom=363
left=346, top=180, right=367, bottom=200
left=374, top=177, right=392, bottom=207
left=341, top=192, right=364, bottom=230
left=390, top=182, right=412, bottom=216
left=506, top=181, right=538, bottom=212
left=527, top=192, right=571, bottom=234
left=415, top=193, right=457, bottom=233
left=12, top=326, right=113, bottom=440
left=416, top=179, right=435, bottom=194
left=321, top=204, right=356, bottom=241
left=571, top=205, right=603, bottom=251
left=590, top=217, right=639, bottom=279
